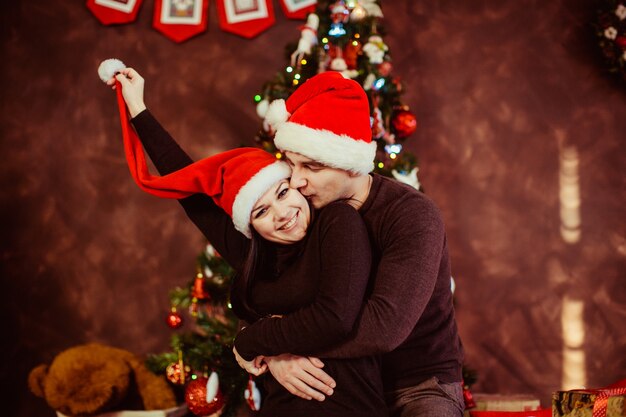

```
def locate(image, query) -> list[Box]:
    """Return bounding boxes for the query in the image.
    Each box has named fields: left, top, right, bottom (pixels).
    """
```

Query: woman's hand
left=264, top=354, right=335, bottom=402
left=233, top=346, right=267, bottom=376
left=105, top=67, right=147, bottom=118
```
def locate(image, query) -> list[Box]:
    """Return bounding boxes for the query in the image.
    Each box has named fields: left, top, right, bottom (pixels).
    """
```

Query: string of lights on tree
left=254, top=0, right=422, bottom=191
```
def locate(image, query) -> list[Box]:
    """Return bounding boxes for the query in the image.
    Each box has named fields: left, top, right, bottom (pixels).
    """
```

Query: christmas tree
left=146, top=2, right=432, bottom=415
left=254, top=0, right=421, bottom=190
left=145, top=244, right=251, bottom=417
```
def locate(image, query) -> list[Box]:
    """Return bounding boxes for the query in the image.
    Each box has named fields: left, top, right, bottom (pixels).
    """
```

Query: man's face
left=284, top=151, right=354, bottom=209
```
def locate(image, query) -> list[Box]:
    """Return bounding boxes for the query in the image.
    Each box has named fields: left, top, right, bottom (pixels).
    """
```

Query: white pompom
left=245, top=379, right=262, bottom=411
left=264, top=99, right=290, bottom=130
left=256, top=99, right=270, bottom=119
left=391, top=167, right=421, bottom=190
left=305, top=13, right=319, bottom=30
left=206, top=371, right=219, bottom=402
left=97, top=58, right=126, bottom=83
left=330, top=57, right=348, bottom=71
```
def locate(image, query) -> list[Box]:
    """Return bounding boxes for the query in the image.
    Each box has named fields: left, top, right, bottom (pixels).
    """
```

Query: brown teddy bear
left=28, top=343, right=178, bottom=416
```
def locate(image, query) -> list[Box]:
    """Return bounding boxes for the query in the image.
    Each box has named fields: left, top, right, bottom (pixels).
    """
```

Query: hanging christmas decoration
left=391, top=167, right=421, bottom=191
left=86, top=0, right=144, bottom=25
left=185, top=372, right=225, bottom=416
left=153, top=0, right=209, bottom=43
left=166, top=306, right=184, bottom=329
left=191, top=271, right=210, bottom=300
left=378, top=60, right=392, bottom=76
left=391, top=107, right=418, bottom=139
left=244, top=375, right=262, bottom=411
left=165, top=354, right=191, bottom=385
left=291, top=13, right=320, bottom=67
left=216, top=0, right=276, bottom=39
left=362, top=34, right=388, bottom=64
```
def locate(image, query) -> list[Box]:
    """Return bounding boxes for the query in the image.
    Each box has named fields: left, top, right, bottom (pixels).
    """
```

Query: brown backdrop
left=2, top=1, right=625, bottom=416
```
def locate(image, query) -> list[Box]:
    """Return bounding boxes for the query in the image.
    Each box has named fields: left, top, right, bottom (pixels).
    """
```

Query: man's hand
left=233, top=346, right=267, bottom=376
left=265, top=354, right=336, bottom=401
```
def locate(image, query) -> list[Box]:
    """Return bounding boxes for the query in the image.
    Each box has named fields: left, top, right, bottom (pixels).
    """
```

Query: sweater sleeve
left=130, top=110, right=248, bottom=270
left=233, top=203, right=372, bottom=360
left=319, top=195, right=446, bottom=358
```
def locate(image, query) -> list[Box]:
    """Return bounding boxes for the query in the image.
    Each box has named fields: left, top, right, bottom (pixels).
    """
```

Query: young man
left=235, top=72, right=465, bottom=417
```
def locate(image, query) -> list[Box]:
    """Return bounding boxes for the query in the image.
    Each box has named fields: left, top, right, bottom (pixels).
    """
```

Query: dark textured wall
left=2, top=1, right=625, bottom=416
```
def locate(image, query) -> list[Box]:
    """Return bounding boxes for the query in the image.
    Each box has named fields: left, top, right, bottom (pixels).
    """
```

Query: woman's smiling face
left=250, top=179, right=311, bottom=244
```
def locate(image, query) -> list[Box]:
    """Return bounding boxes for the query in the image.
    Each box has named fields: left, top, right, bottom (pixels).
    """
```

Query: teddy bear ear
left=28, top=364, right=49, bottom=399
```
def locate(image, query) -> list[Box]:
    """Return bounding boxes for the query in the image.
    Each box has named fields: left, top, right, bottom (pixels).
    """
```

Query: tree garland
left=595, top=1, right=626, bottom=85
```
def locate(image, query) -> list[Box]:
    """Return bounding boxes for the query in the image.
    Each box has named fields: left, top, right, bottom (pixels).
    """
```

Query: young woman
left=106, top=68, right=386, bottom=417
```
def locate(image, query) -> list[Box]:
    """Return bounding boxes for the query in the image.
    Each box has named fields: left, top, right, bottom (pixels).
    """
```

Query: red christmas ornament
left=343, top=41, right=361, bottom=69
left=462, top=381, right=477, bottom=409
left=616, top=36, right=626, bottom=50
left=191, top=273, right=209, bottom=300
left=391, top=108, right=418, bottom=139
left=166, top=307, right=183, bottom=329
left=185, top=376, right=225, bottom=416
left=166, top=362, right=191, bottom=385
left=330, top=2, right=350, bottom=24
left=378, top=61, right=393, bottom=77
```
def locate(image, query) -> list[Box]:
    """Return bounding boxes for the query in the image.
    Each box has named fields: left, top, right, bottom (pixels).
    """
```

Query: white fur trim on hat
left=274, top=122, right=377, bottom=175
left=264, top=99, right=291, bottom=131
left=231, top=160, right=292, bottom=238
left=98, top=58, right=126, bottom=82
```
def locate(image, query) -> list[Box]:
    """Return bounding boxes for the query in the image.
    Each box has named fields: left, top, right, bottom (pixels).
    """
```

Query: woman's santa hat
left=265, top=71, right=376, bottom=175
left=100, top=60, right=290, bottom=238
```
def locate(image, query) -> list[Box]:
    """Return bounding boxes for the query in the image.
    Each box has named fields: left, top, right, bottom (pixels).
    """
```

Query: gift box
left=469, top=393, right=542, bottom=411
left=552, top=386, right=626, bottom=417
left=57, top=404, right=188, bottom=417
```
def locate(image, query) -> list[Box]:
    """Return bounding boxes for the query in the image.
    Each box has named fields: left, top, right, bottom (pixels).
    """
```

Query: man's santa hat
left=103, top=63, right=290, bottom=238
left=264, top=71, right=376, bottom=175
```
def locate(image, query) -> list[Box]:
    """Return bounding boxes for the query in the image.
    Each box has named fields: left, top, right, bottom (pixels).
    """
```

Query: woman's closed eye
left=254, top=207, right=268, bottom=219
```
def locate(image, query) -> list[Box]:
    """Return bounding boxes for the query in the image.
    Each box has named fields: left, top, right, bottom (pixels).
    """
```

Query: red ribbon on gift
left=592, top=379, right=626, bottom=417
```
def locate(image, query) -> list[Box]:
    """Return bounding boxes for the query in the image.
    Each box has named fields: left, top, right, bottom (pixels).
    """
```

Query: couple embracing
left=106, top=66, right=464, bottom=417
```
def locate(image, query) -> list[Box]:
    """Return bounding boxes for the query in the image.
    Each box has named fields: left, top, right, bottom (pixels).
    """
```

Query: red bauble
left=166, top=362, right=191, bottom=385
left=616, top=36, right=626, bottom=50
left=378, top=61, right=393, bottom=77
left=185, top=377, right=225, bottom=416
left=463, top=384, right=477, bottom=409
left=330, top=3, right=350, bottom=24
left=191, top=274, right=209, bottom=300
left=391, top=109, right=418, bottom=139
left=166, top=309, right=183, bottom=329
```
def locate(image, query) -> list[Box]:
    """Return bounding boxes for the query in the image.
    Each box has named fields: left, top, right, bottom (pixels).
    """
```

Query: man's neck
left=346, top=174, right=373, bottom=210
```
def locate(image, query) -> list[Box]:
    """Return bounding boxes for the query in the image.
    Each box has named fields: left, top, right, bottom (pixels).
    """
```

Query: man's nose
left=289, top=168, right=307, bottom=189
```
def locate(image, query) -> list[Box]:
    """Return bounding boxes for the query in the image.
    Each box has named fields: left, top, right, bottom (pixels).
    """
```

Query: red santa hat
left=264, top=71, right=376, bottom=175
left=112, top=81, right=290, bottom=239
